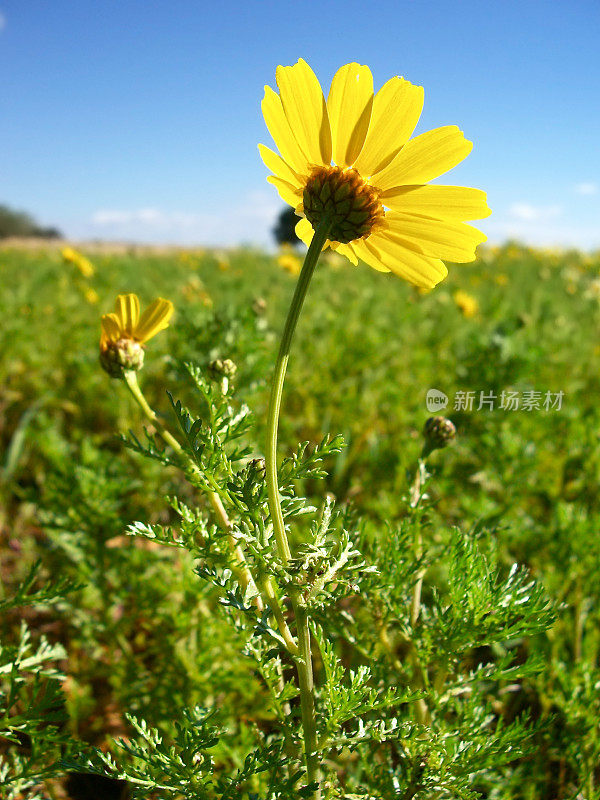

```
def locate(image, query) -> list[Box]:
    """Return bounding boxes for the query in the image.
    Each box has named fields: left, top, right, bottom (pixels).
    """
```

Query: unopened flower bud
left=100, top=338, right=145, bottom=378
left=249, top=457, right=266, bottom=477
left=208, top=358, right=237, bottom=380
left=422, top=416, right=456, bottom=456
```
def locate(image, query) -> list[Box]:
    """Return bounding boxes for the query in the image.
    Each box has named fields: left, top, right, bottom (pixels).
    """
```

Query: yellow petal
left=276, top=59, right=332, bottom=165
left=258, top=143, right=304, bottom=188
left=384, top=212, right=486, bottom=263
left=353, top=77, right=424, bottom=176
left=382, top=185, right=491, bottom=221
left=115, top=294, right=140, bottom=335
left=295, top=217, right=314, bottom=247
left=372, top=126, right=473, bottom=190
left=330, top=241, right=359, bottom=266
left=100, top=313, right=122, bottom=342
left=267, top=175, right=304, bottom=209
left=352, top=239, right=391, bottom=273
left=295, top=217, right=332, bottom=251
left=261, top=87, right=309, bottom=174
left=327, top=63, right=373, bottom=167
left=135, top=298, right=174, bottom=343
left=362, top=234, right=448, bottom=287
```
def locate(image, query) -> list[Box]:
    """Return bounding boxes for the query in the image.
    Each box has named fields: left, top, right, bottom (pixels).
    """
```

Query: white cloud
left=508, top=203, right=562, bottom=222
left=88, top=190, right=282, bottom=247
left=91, top=208, right=197, bottom=227
left=574, top=182, right=598, bottom=196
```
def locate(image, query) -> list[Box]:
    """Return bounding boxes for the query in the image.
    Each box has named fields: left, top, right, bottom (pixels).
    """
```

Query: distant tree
left=34, top=226, right=63, bottom=239
left=0, top=204, right=62, bottom=239
left=272, top=206, right=300, bottom=247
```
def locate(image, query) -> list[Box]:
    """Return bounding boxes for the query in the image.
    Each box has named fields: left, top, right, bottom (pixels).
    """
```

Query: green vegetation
left=1, top=241, right=599, bottom=798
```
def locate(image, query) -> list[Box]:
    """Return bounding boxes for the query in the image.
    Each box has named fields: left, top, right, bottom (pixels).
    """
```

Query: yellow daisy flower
left=99, top=293, right=174, bottom=377
left=61, top=246, right=95, bottom=278
left=259, top=59, right=490, bottom=288
left=453, top=289, right=479, bottom=318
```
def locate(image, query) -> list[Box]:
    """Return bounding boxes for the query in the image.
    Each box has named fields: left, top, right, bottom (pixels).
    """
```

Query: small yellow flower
left=215, top=252, right=230, bottom=271
left=260, top=59, right=490, bottom=288
left=494, top=273, right=509, bottom=286
left=277, top=250, right=302, bottom=276
left=178, top=249, right=205, bottom=268
left=453, top=289, right=479, bottom=318
left=62, top=246, right=95, bottom=277
left=84, top=288, right=99, bottom=304
left=99, top=293, right=174, bottom=377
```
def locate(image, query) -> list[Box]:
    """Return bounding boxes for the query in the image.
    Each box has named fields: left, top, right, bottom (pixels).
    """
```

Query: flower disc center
left=303, top=166, right=384, bottom=244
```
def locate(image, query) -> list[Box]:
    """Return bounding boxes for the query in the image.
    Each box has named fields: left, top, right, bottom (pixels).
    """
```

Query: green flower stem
left=122, top=370, right=266, bottom=614
left=408, top=455, right=431, bottom=725
left=295, top=601, right=321, bottom=794
left=409, top=458, right=427, bottom=629
left=122, top=368, right=300, bottom=745
left=261, top=577, right=299, bottom=655
left=265, top=216, right=331, bottom=799
left=123, top=369, right=183, bottom=454
left=265, top=216, right=331, bottom=564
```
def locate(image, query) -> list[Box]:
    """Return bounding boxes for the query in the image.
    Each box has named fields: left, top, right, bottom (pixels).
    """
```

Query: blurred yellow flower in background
left=62, top=246, right=95, bottom=278
left=453, top=289, right=479, bottom=318
left=216, top=252, right=230, bottom=271
left=180, top=275, right=213, bottom=306
left=277, top=248, right=302, bottom=276
left=585, top=277, right=600, bottom=301
left=178, top=249, right=205, bottom=268
left=84, top=288, right=99, bottom=304
left=322, top=251, right=346, bottom=270
left=260, top=59, right=490, bottom=288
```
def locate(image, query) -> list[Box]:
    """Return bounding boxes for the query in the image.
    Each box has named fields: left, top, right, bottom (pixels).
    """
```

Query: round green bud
left=423, top=416, right=457, bottom=454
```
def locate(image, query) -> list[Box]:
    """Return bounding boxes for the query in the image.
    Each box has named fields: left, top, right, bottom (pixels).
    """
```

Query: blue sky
left=1, top=0, right=599, bottom=248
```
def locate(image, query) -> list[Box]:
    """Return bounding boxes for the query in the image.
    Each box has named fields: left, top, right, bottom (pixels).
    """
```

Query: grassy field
left=1, top=240, right=600, bottom=798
